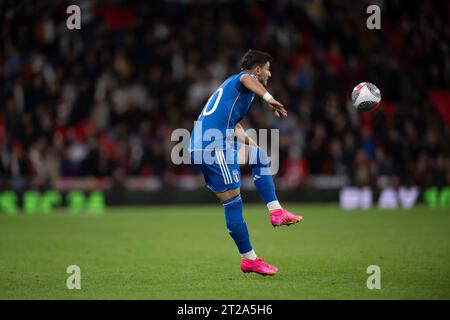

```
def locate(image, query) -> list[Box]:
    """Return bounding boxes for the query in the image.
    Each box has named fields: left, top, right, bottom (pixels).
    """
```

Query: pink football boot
left=241, top=257, right=278, bottom=276
left=270, top=208, right=303, bottom=227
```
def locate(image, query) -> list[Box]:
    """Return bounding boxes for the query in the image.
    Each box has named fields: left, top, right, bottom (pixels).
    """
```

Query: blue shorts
left=190, top=145, right=243, bottom=193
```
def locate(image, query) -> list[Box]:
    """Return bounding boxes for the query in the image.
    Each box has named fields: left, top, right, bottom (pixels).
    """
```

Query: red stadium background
left=1, top=0, right=449, bottom=208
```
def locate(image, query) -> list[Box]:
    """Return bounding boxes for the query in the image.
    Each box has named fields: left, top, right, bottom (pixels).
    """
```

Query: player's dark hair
left=241, top=50, right=272, bottom=70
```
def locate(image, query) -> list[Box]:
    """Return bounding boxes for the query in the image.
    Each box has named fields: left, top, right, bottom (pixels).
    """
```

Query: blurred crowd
left=1, top=0, right=449, bottom=190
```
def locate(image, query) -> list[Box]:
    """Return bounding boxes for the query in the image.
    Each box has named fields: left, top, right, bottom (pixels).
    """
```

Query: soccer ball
left=351, top=82, right=381, bottom=112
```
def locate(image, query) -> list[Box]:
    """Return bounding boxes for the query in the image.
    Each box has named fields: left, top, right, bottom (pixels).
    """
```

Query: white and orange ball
left=352, top=82, right=381, bottom=112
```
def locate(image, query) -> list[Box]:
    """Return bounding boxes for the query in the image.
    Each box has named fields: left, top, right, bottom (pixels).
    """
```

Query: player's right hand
left=268, top=98, right=288, bottom=117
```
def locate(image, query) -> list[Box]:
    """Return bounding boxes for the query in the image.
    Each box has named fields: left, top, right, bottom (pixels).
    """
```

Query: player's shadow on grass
left=228, top=274, right=282, bottom=281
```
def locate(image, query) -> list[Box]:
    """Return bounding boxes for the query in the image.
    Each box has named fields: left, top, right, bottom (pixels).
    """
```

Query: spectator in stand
left=1, top=0, right=449, bottom=190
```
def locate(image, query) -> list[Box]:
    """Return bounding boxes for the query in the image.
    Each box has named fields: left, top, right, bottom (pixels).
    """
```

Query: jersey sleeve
left=235, top=71, right=258, bottom=93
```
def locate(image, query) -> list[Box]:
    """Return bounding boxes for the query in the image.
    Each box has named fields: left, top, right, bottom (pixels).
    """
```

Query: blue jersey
left=189, top=71, right=256, bottom=151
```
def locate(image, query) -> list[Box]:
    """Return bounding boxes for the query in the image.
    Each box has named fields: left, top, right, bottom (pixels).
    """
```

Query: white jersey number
left=202, top=88, right=223, bottom=116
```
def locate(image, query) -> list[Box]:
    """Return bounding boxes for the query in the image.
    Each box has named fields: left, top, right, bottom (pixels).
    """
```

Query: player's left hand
left=268, top=98, right=288, bottom=117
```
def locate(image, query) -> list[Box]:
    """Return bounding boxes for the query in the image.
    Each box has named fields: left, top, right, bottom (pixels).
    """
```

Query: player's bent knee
left=248, top=146, right=270, bottom=168
left=237, top=144, right=249, bottom=165
left=216, top=187, right=240, bottom=202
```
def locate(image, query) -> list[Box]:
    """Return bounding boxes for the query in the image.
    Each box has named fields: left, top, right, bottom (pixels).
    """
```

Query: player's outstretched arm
left=240, top=74, right=288, bottom=117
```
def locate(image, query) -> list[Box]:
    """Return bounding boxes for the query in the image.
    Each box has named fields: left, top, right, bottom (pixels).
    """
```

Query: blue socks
left=222, top=194, right=252, bottom=254
left=248, top=146, right=278, bottom=205
left=221, top=146, right=279, bottom=255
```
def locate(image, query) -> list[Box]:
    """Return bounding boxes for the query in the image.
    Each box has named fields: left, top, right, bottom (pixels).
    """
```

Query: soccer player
left=189, top=50, right=302, bottom=276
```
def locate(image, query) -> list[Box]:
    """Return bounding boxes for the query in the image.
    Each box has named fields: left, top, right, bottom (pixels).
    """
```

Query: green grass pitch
left=0, top=204, right=449, bottom=299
